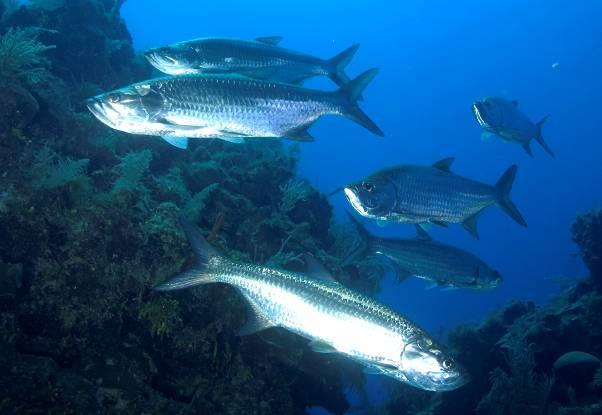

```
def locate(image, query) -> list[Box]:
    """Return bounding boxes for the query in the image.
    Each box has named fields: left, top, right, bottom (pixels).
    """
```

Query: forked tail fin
left=338, top=68, right=384, bottom=137
left=154, top=218, right=219, bottom=291
left=535, top=116, right=555, bottom=157
left=494, top=165, right=527, bottom=228
left=328, top=43, right=360, bottom=92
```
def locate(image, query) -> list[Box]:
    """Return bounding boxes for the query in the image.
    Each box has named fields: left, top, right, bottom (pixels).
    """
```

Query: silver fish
left=343, top=157, right=527, bottom=239
left=144, top=36, right=359, bottom=89
left=155, top=219, right=469, bottom=392
left=472, top=96, right=554, bottom=157
left=87, top=71, right=383, bottom=149
left=347, top=214, right=502, bottom=290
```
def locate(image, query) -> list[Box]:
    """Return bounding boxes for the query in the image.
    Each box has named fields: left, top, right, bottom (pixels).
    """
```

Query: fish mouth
left=86, top=97, right=116, bottom=128
left=344, top=187, right=368, bottom=216
left=437, top=371, right=471, bottom=391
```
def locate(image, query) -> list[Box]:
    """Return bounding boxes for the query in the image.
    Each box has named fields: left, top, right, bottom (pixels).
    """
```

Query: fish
left=347, top=213, right=502, bottom=290
left=342, top=157, right=527, bottom=239
left=144, top=36, right=360, bottom=90
left=86, top=70, right=383, bottom=149
left=472, top=96, right=554, bottom=157
left=154, top=218, right=470, bottom=392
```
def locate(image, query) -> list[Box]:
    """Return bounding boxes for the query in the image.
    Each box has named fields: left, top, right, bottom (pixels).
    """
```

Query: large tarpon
left=347, top=214, right=502, bottom=290
left=342, top=157, right=527, bottom=239
left=87, top=71, right=383, bottom=149
left=472, top=96, right=554, bottom=157
left=154, top=219, right=469, bottom=392
left=144, top=36, right=360, bottom=89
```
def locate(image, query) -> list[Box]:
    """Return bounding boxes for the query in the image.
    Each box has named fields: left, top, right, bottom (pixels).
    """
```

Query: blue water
left=122, top=0, right=601, bottom=336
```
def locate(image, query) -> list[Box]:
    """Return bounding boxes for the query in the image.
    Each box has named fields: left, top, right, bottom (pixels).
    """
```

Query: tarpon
left=342, top=157, right=527, bottom=239
left=145, top=36, right=360, bottom=89
left=154, top=219, right=469, bottom=391
left=87, top=71, right=383, bottom=149
left=347, top=214, right=502, bottom=290
left=472, top=96, right=554, bottom=157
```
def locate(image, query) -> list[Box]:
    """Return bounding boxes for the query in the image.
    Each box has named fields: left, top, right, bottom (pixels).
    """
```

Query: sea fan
left=184, top=183, right=219, bottom=222
left=0, top=27, right=55, bottom=87
left=279, top=177, right=312, bottom=213
left=30, top=147, right=90, bottom=190
left=112, top=150, right=152, bottom=193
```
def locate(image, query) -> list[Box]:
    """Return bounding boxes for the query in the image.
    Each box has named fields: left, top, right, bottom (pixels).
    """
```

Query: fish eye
left=362, top=182, right=374, bottom=192
left=442, top=358, right=455, bottom=370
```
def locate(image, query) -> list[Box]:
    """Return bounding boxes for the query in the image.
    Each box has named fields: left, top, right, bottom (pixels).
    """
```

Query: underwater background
left=123, top=0, right=602, bottom=332
left=1, top=0, right=601, bottom=414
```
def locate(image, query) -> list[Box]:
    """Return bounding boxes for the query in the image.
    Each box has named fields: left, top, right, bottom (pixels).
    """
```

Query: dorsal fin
left=432, top=157, right=455, bottom=172
left=415, top=225, right=432, bottom=241
left=255, top=36, right=283, bottom=46
left=304, top=254, right=336, bottom=282
left=512, top=100, right=519, bottom=108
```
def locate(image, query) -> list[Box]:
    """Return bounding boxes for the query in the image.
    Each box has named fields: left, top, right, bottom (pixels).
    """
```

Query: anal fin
left=286, top=126, right=314, bottom=142
left=462, top=212, right=481, bottom=239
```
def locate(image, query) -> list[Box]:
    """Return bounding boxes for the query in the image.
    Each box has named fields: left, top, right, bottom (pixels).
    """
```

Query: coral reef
left=385, top=291, right=602, bottom=415
left=573, top=210, right=602, bottom=287
left=0, top=2, right=389, bottom=413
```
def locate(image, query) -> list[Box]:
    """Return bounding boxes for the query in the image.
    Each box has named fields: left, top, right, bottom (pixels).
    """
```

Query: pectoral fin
left=376, top=219, right=388, bottom=228
left=480, top=132, right=494, bottom=141
left=309, top=340, right=338, bottom=353
left=304, top=254, right=337, bottom=282
left=237, top=302, right=275, bottom=336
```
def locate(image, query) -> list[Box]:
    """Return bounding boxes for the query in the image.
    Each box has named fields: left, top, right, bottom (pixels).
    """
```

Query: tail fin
left=534, top=116, right=554, bottom=157
left=338, top=69, right=384, bottom=137
left=154, top=218, right=219, bottom=291
left=494, top=165, right=527, bottom=227
left=328, top=43, right=360, bottom=92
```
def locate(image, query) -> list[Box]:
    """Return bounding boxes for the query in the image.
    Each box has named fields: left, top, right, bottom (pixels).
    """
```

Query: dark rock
left=573, top=210, right=602, bottom=287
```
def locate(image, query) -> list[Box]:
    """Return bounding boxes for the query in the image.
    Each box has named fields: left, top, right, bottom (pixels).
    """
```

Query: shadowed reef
left=0, top=1, right=382, bottom=413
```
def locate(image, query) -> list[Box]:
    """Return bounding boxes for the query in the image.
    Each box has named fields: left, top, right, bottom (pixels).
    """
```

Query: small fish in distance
left=472, top=96, right=554, bottom=157
left=154, top=218, right=470, bottom=392
left=87, top=71, right=383, bottom=149
left=342, top=157, right=527, bottom=239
